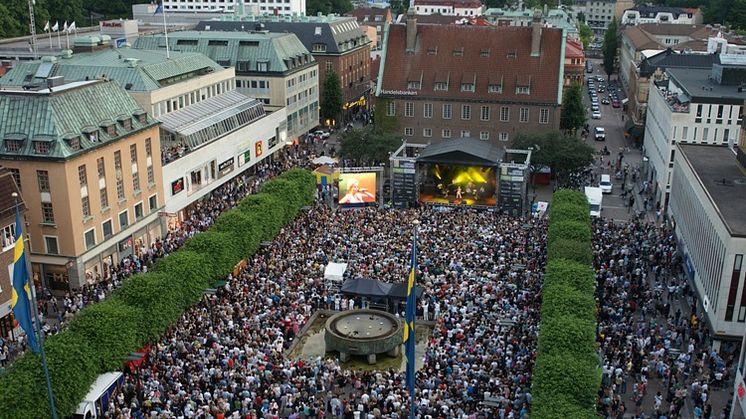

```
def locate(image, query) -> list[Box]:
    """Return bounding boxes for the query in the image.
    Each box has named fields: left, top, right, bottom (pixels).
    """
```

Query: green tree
left=576, top=11, right=586, bottom=23
left=339, top=126, right=402, bottom=165
left=560, top=82, right=586, bottom=133
left=372, top=98, right=399, bottom=134
left=602, top=18, right=619, bottom=79
left=727, top=0, right=746, bottom=29
left=578, top=22, right=593, bottom=48
left=513, top=132, right=594, bottom=181
left=321, top=70, right=343, bottom=124
left=306, top=0, right=353, bottom=16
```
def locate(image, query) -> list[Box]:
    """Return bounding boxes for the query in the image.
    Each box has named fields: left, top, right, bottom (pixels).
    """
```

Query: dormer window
left=135, top=112, right=147, bottom=125
left=480, top=49, right=490, bottom=57
left=507, top=51, right=517, bottom=59
left=427, top=47, right=438, bottom=55
left=257, top=61, right=269, bottom=72
left=488, top=84, right=503, bottom=93
left=65, top=136, right=81, bottom=151
left=434, top=82, right=449, bottom=91
left=461, top=83, right=475, bottom=92
left=104, top=124, right=116, bottom=137
left=33, top=140, right=50, bottom=154
left=453, top=47, right=464, bottom=57
left=516, top=86, right=530, bottom=95
left=4, top=139, right=23, bottom=152
left=118, top=117, right=132, bottom=131
left=407, top=81, right=421, bottom=90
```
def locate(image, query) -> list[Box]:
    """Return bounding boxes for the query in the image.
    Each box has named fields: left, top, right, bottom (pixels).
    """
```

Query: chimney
left=531, top=11, right=542, bottom=57
left=406, top=9, right=417, bottom=52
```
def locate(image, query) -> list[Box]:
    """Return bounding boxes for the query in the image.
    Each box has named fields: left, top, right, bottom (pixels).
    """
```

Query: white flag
left=43, top=21, right=49, bottom=32
left=52, top=21, right=59, bottom=32
left=67, top=21, right=76, bottom=33
left=63, top=21, right=68, bottom=32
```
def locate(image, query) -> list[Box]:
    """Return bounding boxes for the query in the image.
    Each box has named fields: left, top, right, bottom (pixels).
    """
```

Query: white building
left=413, top=0, right=483, bottom=16
left=621, top=5, right=702, bottom=26
left=572, top=0, right=633, bottom=34
left=163, top=0, right=305, bottom=16
left=643, top=64, right=746, bottom=211
left=669, top=144, right=746, bottom=347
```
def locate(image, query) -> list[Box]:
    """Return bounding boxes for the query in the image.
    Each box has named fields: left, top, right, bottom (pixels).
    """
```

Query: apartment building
left=0, top=80, right=163, bottom=290
left=643, top=64, right=746, bottom=211
left=621, top=6, right=702, bottom=26
left=0, top=171, right=26, bottom=341
left=195, top=15, right=372, bottom=121
left=413, top=0, right=483, bottom=16
left=669, top=144, right=746, bottom=347
left=134, top=30, right=318, bottom=142
left=348, top=6, right=394, bottom=49
left=572, top=0, right=633, bottom=34
left=376, top=13, right=563, bottom=144
left=139, top=0, right=305, bottom=16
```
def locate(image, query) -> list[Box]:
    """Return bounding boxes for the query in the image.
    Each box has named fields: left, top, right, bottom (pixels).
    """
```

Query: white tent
left=312, top=156, right=338, bottom=165
left=324, top=263, right=347, bottom=282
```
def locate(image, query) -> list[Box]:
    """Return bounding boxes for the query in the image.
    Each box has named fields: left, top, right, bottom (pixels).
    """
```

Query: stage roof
left=416, top=138, right=503, bottom=167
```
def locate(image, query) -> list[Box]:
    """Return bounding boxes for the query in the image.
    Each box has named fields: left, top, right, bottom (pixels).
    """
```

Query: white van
left=72, top=372, right=124, bottom=419
left=585, top=186, right=603, bottom=217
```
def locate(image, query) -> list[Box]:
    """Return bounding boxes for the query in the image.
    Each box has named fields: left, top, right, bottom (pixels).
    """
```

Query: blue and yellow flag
left=10, top=206, right=39, bottom=353
left=403, top=232, right=417, bottom=394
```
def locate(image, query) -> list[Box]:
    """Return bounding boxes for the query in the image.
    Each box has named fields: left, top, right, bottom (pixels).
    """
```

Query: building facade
left=0, top=171, right=26, bottom=342
left=564, top=38, right=585, bottom=88
left=643, top=65, right=746, bottom=211
left=348, top=7, right=394, bottom=50
left=161, top=0, right=305, bottom=16
left=134, top=30, right=318, bottom=142
left=195, top=15, right=372, bottom=123
left=377, top=14, right=563, bottom=145
left=621, top=6, right=702, bottom=26
left=0, top=80, right=164, bottom=290
left=413, top=0, right=483, bottom=16
left=669, top=144, right=746, bottom=347
left=572, top=0, right=633, bottom=34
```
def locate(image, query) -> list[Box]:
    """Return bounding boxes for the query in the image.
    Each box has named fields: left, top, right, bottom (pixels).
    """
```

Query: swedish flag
left=403, top=233, right=416, bottom=395
left=10, top=206, right=39, bottom=353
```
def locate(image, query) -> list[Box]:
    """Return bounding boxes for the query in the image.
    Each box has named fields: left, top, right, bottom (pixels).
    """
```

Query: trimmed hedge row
left=532, top=189, right=600, bottom=418
left=0, top=169, right=316, bottom=419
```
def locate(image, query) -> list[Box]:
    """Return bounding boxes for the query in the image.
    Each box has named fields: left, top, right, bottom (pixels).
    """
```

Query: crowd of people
left=98, top=206, right=546, bottom=418
left=594, top=218, right=733, bottom=419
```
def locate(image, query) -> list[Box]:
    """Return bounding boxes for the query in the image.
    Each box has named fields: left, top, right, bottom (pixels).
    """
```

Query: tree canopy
left=513, top=131, right=594, bottom=180
left=560, top=83, right=586, bottom=133
left=602, top=18, right=619, bottom=79
left=339, top=126, right=402, bottom=165
left=578, top=22, right=593, bottom=49
left=306, top=0, right=352, bottom=16
left=321, top=70, right=343, bottom=123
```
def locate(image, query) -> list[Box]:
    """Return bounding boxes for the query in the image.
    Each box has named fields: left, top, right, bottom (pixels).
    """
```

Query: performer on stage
left=456, top=186, right=463, bottom=200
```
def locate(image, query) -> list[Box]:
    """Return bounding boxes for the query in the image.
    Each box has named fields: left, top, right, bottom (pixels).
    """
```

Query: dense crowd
left=594, top=219, right=733, bottom=419
left=100, top=206, right=546, bottom=418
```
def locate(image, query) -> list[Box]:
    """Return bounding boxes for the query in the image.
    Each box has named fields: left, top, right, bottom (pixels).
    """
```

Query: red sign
left=738, top=382, right=745, bottom=401
left=101, top=21, right=124, bottom=28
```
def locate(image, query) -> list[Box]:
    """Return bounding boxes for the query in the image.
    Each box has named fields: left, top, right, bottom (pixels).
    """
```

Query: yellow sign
left=343, top=96, right=367, bottom=110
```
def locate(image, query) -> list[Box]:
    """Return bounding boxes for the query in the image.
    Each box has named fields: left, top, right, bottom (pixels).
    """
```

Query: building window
left=387, top=101, right=396, bottom=116
left=442, top=104, right=452, bottom=119
left=520, top=107, right=529, bottom=123
left=404, top=127, right=414, bottom=136
left=725, top=254, right=743, bottom=321
left=37, top=170, right=50, bottom=192
left=0, top=224, right=15, bottom=248
left=33, top=141, right=50, bottom=154
left=442, top=129, right=451, bottom=139
left=44, top=236, right=59, bottom=255
left=325, top=62, right=332, bottom=72
left=499, top=132, right=509, bottom=142
left=423, top=128, right=432, bottom=137
left=516, top=86, right=530, bottom=95
left=100, top=187, right=109, bottom=210
left=460, top=130, right=470, bottom=138
left=407, top=81, right=421, bottom=90
left=480, top=106, right=490, bottom=121
left=102, top=219, right=113, bottom=239
left=148, top=194, right=158, bottom=212
left=118, top=210, right=129, bottom=229
left=8, top=169, right=20, bottom=192
left=480, top=131, right=489, bottom=140
left=78, top=165, right=87, bottom=187
left=423, top=103, right=433, bottom=119
left=500, top=107, right=509, bottom=122
left=81, top=196, right=91, bottom=218
left=488, top=84, right=503, bottom=93
left=257, top=61, right=269, bottom=72
left=460, top=83, right=475, bottom=92
left=114, top=151, right=125, bottom=201
left=132, top=171, right=141, bottom=193
left=84, top=228, right=96, bottom=250
left=540, top=108, right=549, bottom=124
left=4, top=140, right=23, bottom=152
left=97, top=157, right=105, bottom=179
left=41, top=202, right=55, bottom=224
left=434, top=82, right=448, bottom=91
left=461, top=105, right=471, bottom=120
left=134, top=202, right=144, bottom=220
left=405, top=102, right=414, bottom=117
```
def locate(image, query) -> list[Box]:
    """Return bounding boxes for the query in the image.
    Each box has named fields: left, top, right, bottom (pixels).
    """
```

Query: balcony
left=655, top=85, right=690, bottom=114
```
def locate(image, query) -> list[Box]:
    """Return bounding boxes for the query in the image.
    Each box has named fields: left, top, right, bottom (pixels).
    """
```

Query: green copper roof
left=0, top=80, right=157, bottom=161
left=0, top=49, right=224, bottom=92
left=133, top=31, right=313, bottom=74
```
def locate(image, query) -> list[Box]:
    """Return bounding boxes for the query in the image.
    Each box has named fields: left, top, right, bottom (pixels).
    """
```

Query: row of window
left=84, top=194, right=159, bottom=251
left=392, top=102, right=550, bottom=124
left=153, top=80, right=233, bottom=118
left=407, top=81, right=529, bottom=95
left=404, top=127, right=510, bottom=141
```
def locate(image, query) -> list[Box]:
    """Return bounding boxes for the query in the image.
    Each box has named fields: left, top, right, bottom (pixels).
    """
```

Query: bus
left=72, top=372, right=125, bottom=419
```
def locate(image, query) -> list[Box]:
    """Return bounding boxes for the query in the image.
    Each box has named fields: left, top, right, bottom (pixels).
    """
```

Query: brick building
left=376, top=13, right=564, bottom=144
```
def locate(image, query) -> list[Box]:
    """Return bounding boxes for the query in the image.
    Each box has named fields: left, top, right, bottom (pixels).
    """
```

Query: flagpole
left=56, top=26, right=61, bottom=49
left=11, top=192, right=58, bottom=419
left=161, top=3, right=170, bottom=59
left=409, top=219, right=418, bottom=419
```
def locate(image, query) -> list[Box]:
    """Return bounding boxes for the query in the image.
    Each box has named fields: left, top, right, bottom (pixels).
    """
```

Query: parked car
left=612, top=100, right=621, bottom=108
left=596, top=76, right=604, bottom=82
left=601, top=97, right=611, bottom=105
left=592, top=111, right=602, bottom=119
left=314, top=130, right=331, bottom=139
left=597, top=86, right=605, bottom=93
left=594, top=127, right=606, bottom=140
left=591, top=104, right=600, bottom=112
left=599, top=174, right=613, bottom=194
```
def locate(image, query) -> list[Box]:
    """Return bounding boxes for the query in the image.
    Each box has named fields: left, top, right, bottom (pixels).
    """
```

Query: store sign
left=101, top=21, right=124, bottom=28
left=218, top=157, right=235, bottom=177
left=255, top=141, right=263, bottom=158
left=343, top=96, right=367, bottom=110
left=381, top=89, right=418, bottom=96
left=171, top=178, right=185, bottom=195
left=118, top=236, right=133, bottom=253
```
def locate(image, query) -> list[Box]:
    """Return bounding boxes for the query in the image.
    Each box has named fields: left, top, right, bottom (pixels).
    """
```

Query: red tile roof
left=565, top=38, right=584, bottom=58
left=380, top=23, right=562, bottom=104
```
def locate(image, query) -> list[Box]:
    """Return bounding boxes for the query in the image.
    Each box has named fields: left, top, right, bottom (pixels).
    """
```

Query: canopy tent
left=324, top=262, right=348, bottom=283
left=416, top=137, right=503, bottom=167
left=312, top=156, right=338, bottom=165
left=342, top=277, right=424, bottom=300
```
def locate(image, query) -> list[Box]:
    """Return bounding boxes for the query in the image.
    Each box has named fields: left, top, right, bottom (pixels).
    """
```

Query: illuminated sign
left=171, top=178, right=185, bottom=195
left=380, top=89, right=418, bottom=96
left=255, top=141, right=263, bottom=158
